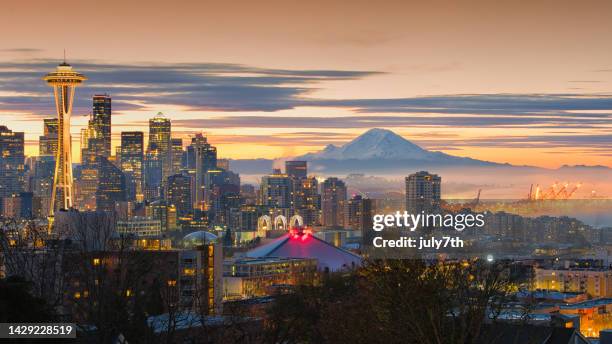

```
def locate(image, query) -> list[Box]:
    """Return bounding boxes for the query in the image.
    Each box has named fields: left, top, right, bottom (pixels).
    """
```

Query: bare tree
left=264, top=258, right=523, bottom=344
left=0, top=218, right=68, bottom=311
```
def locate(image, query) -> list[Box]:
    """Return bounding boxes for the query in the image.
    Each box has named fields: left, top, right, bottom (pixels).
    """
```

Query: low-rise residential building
left=535, top=268, right=612, bottom=298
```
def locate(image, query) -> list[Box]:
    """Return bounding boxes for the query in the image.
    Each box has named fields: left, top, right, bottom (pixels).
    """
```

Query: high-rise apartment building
left=240, top=184, right=257, bottom=206
left=180, top=231, right=224, bottom=314
left=204, top=168, right=240, bottom=225
left=345, top=195, right=374, bottom=244
left=38, top=118, right=58, bottom=156
left=279, top=161, right=321, bottom=226
left=405, top=171, right=441, bottom=213
left=80, top=116, right=98, bottom=162
left=96, top=157, right=126, bottom=212
left=92, top=94, right=111, bottom=157
left=216, top=159, right=229, bottom=171
left=146, top=200, right=177, bottom=231
left=187, top=134, right=217, bottom=209
left=74, top=153, right=99, bottom=211
left=321, top=177, right=347, bottom=228
left=291, top=176, right=320, bottom=226
left=260, top=170, right=291, bottom=209
left=120, top=131, right=144, bottom=201
left=31, top=156, right=55, bottom=217
left=285, top=160, right=307, bottom=179
left=166, top=173, right=192, bottom=217
left=171, top=137, right=184, bottom=175
left=144, top=151, right=163, bottom=200
left=0, top=126, right=25, bottom=199
left=148, top=113, right=172, bottom=182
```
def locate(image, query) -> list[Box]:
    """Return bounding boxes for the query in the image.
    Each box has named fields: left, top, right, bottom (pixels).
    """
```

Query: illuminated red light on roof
left=288, top=226, right=311, bottom=241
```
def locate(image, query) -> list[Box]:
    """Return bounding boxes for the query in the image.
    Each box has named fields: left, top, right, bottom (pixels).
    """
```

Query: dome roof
left=182, top=231, right=218, bottom=248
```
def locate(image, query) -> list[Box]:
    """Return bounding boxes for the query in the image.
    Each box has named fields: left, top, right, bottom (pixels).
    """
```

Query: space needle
left=43, top=56, right=87, bottom=224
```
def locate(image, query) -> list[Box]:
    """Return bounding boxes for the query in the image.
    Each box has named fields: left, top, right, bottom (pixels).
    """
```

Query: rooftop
left=226, top=256, right=316, bottom=266
left=147, top=312, right=258, bottom=334
left=516, top=290, right=585, bottom=301
left=182, top=231, right=218, bottom=248
left=246, top=227, right=361, bottom=271
left=559, top=298, right=612, bottom=310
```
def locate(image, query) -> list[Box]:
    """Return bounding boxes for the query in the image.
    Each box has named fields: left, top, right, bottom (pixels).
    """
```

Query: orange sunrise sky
left=0, top=0, right=611, bottom=167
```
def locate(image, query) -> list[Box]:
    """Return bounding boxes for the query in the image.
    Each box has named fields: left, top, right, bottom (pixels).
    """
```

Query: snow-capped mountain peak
left=299, top=128, right=432, bottom=160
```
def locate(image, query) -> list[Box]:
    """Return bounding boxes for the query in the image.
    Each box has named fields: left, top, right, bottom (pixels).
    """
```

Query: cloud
left=418, top=134, right=612, bottom=151
left=0, top=59, right=380, bottom=114
left=5, top=59, right=612, bottom=118
left=190, top=132, right=353, bottom=147
left=1, top=59, right=611, bottom=160
left=568, top=80, right=601, bottom=83
left=2, top=59, right=612, bottom=124
left=309, top=94, right=612, bottom=116
left=170, top=112, right=611, bottom=130
left=0, top=48, right=43, bottom=53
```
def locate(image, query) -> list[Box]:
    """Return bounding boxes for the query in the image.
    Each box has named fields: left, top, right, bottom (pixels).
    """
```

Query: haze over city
left=1, top=0, right=611, bottom=168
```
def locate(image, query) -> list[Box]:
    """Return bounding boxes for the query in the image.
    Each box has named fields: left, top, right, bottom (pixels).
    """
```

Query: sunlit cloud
left=1, top=59, right=610, bottom=167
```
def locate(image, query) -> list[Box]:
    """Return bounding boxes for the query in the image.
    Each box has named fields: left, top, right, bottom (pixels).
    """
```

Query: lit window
left=93, top=258, right=100, bottom=266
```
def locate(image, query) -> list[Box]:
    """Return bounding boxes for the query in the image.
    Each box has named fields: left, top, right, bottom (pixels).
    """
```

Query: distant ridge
left=228, top=129, right=610, bottom=175
left=297, top=128, right=502, bottom=166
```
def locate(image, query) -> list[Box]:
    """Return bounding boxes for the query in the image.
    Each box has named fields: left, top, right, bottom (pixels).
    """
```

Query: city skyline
left=0, top=0, right=611, bottom=168
left=2, top=3, right=612, bottom=342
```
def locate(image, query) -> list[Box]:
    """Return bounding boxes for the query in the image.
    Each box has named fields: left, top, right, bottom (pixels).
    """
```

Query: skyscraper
left=321, top=177, right=347, bottom=228
left=297, top=176, right=320, bottom=226
left=92, top=94, right=111, bottom=157
left=38, top=118, right=58, bottom=156
left=405, top=171, right=441, bottom=213
left=239, top=184, right=257, bottom=205
left=171, top=137, right=184, bottom=175
left=0, top=126, right=25, bottom=199
left=345, top=194, right=374, bottom=232
left=146, top=200, right=177, bottom=232
left=43, top=61, right=86, bottom=218
left=187, top=134, right=217, bottom=209
left=81, top=113, right=105, bottom=162
left=32, top=156, right=55, bottom=193
left=96, top=157, right=126, bottom=212
left=260, top=170, right=291, bottom=209
left=166, top=173, right=192, bottom=217
left=216, top=159, right=230, bottom=171
left=204, top=168, right=240, bottom=225
left=120, top=131, right=144, bottom=201
left=286, top=160, right=306, bottom=211
left=74, top=152, right=99, bottom=211
left=148, top=113, right=172, bottom=182
left=285, top=161, right=307, bottom=179
left=144, top=151, right=163, bottom=200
